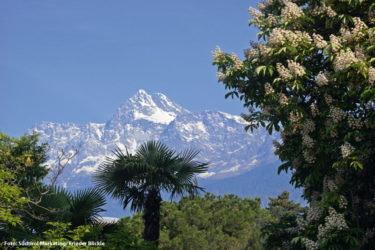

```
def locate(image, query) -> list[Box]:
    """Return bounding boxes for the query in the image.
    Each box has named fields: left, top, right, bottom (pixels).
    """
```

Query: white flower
left=248, top=7, right=264, bottom=28
left=245, top=48, right=259, bottom=60
left=279, top=93, right=289, bottom=105
left=276, top=63, right=292, bottom=80
left=306, top=205, right=322, bottom=223
left=304, top=150, right=315, bottom=163
left=269, top=28, right=311, bottom=46
left=324, top=94, right=333, bottom=105
left=303, top=134, right=314, bottom=148
left=339, top=195, right=348, bottom=209
left=348, top=114, right=363, bottom=129
left=352, top=17, right=367, bottom=37
left=341, top=142, right=355, bottom=158
left=312, top=33, right=327, bottom=49
left=329, top=35, right=342, bottom=52
left=316, top=72, right=328, bottom=86
left=330, top=106, right=346, bottom=123
left=302, top=119, right=316, bottom=134
left=302, top=238, right=319, bottom=250
left=369, top=67, right=375, bottom=85
left=310, top=103, right=319, bottom=117
left=287, top=60, right=305, bottom=77
left=212, top=46, right=223, bottom=60
left=259, top=43, right=271, bottom=56
left=333, top=49, right=358, bottom=71
left=318, top=207, right=348, bottom=240
left=355, top=46, right=366, bottom=61
left=289, top=111, right=302, bottom=123
left=231, top=53, right=244, bottom=71
left=281, top=1, right=303, bottom=20
left=340, top=27, right=352, bottom=42
left=264, top=82, right=275, bottom=94
left=216, top=72, right=226, bottom=82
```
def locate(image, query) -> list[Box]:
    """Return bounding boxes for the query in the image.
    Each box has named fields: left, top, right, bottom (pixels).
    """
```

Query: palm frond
left=93, top=141, right=209, bottom=212
left=68, top=188, right=106, bottom=227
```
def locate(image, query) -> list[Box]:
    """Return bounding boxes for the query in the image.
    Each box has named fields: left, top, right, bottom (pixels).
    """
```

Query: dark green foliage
left=68, top=188, right=106, bottom=227
left=0, top=132, right=106, bottom=242
left=262, top=191, right=305, bottom=250
left=120, top=193, right=273, bottom=250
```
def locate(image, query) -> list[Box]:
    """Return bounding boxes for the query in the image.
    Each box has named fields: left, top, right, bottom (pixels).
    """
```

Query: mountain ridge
left=30, top=89, right=301, bottom=217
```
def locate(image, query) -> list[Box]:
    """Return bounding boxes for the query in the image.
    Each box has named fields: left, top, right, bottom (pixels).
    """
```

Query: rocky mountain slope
left=30, top=89, right=302, bottom=217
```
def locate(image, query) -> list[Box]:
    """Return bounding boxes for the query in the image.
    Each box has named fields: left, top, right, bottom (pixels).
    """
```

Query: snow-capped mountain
left=30, top=89, right=302, bottom=216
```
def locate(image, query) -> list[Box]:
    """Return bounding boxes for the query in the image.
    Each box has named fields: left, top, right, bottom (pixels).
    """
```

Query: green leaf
left=255, top=66, right=266, bottom=75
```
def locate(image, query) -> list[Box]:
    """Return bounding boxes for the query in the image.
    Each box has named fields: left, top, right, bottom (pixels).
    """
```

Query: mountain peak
left=110, top=89, right=189, bottom=125
left=128, top=89, right=154, bottom=106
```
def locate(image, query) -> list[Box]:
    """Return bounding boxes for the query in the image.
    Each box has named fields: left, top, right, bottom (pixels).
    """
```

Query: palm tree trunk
left=143, top=188, right=162, bottom=246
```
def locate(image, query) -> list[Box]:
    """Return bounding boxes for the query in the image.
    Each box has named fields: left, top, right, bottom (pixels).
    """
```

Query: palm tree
left=93, top=141, right=208, bottom=244
left=28, top=186, right=106, bottom=229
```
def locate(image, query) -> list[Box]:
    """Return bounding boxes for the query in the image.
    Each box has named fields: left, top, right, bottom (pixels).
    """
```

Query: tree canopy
left=213, top=0, right=375, bottom=248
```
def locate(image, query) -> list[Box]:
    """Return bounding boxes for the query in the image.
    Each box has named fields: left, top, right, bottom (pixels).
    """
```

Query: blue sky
left=1, top=0, right=259, bottom=137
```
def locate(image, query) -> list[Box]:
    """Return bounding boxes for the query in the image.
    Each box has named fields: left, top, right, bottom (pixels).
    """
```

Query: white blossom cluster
left=302, top=119, right=316, bottom=134
left=289, top=111, right=302, bottom=123
left=369, top=29, right=375, bottom=44
left=248, top=7, right=264, bottom=28
left=279, top=93, right=289, bottom=105
left=339, top=195, right=348, bottom=209
left=303, top=134, right=314, bottom=148
left=266, top=14, right=277, bottom=26
left=287, top=60, right=305, bottom=77
left=368, top=67, right=375, bottom=85
left=304, top=150, right=315, bottom=163
left=306, top=205, right=323, bottom=223
left=259, top=43, right=271, bottom=56
left=322, top=3, right=337, bottom=18
left=348, top=114, right=363, bottom=129
left=316, top=72, right=329, bottom=86
left=312, top=33, right=327, bottom=49
left=369, top=11, right=375, bottom=25
left=340, top=142, right=355, bottom=158
left=264, top=82, right=275, bottom=94
left=324, top=94, right=333, bottom=105
left=330, top=129, right=338, bottom=138
left=333, top=49, right=358, bottom=71
left=216, top=72, right=226, bottom=82
left=329, top=34, right=342, bottom=52
left=245, top=48, right=259, bottom=60
left=330, top=106, right=346, bottom=123
left=276, top=63, right=292, bottom=80
left=269, top=28, right=311, bottom=46
left=352, top=17, right=368, bottom=39
left=318, top=208, right=348, bottom=240
left=281, top=1, right=303, bottom=20
left=212, top=46, right=223, bottom=61
left=311, top=3, right=336, bottom=18
left=323, top=178, right=338, bottom=192
left=302, top=238, right=319, bottom=250
left=310, top=103, right=319, bottom=117
left=256, top=0, right=276, bottom=11
left=354, top=46, right=366, bottom=61
left=296, top=214, right=308, bottom=230
left=231, top=53, right=244, bottom=71
left=340, top=27, right=352, bottom=43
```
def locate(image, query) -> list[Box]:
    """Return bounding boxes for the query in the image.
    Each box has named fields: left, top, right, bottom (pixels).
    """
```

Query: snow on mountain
left=30, top=89, right=300, bottom=216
